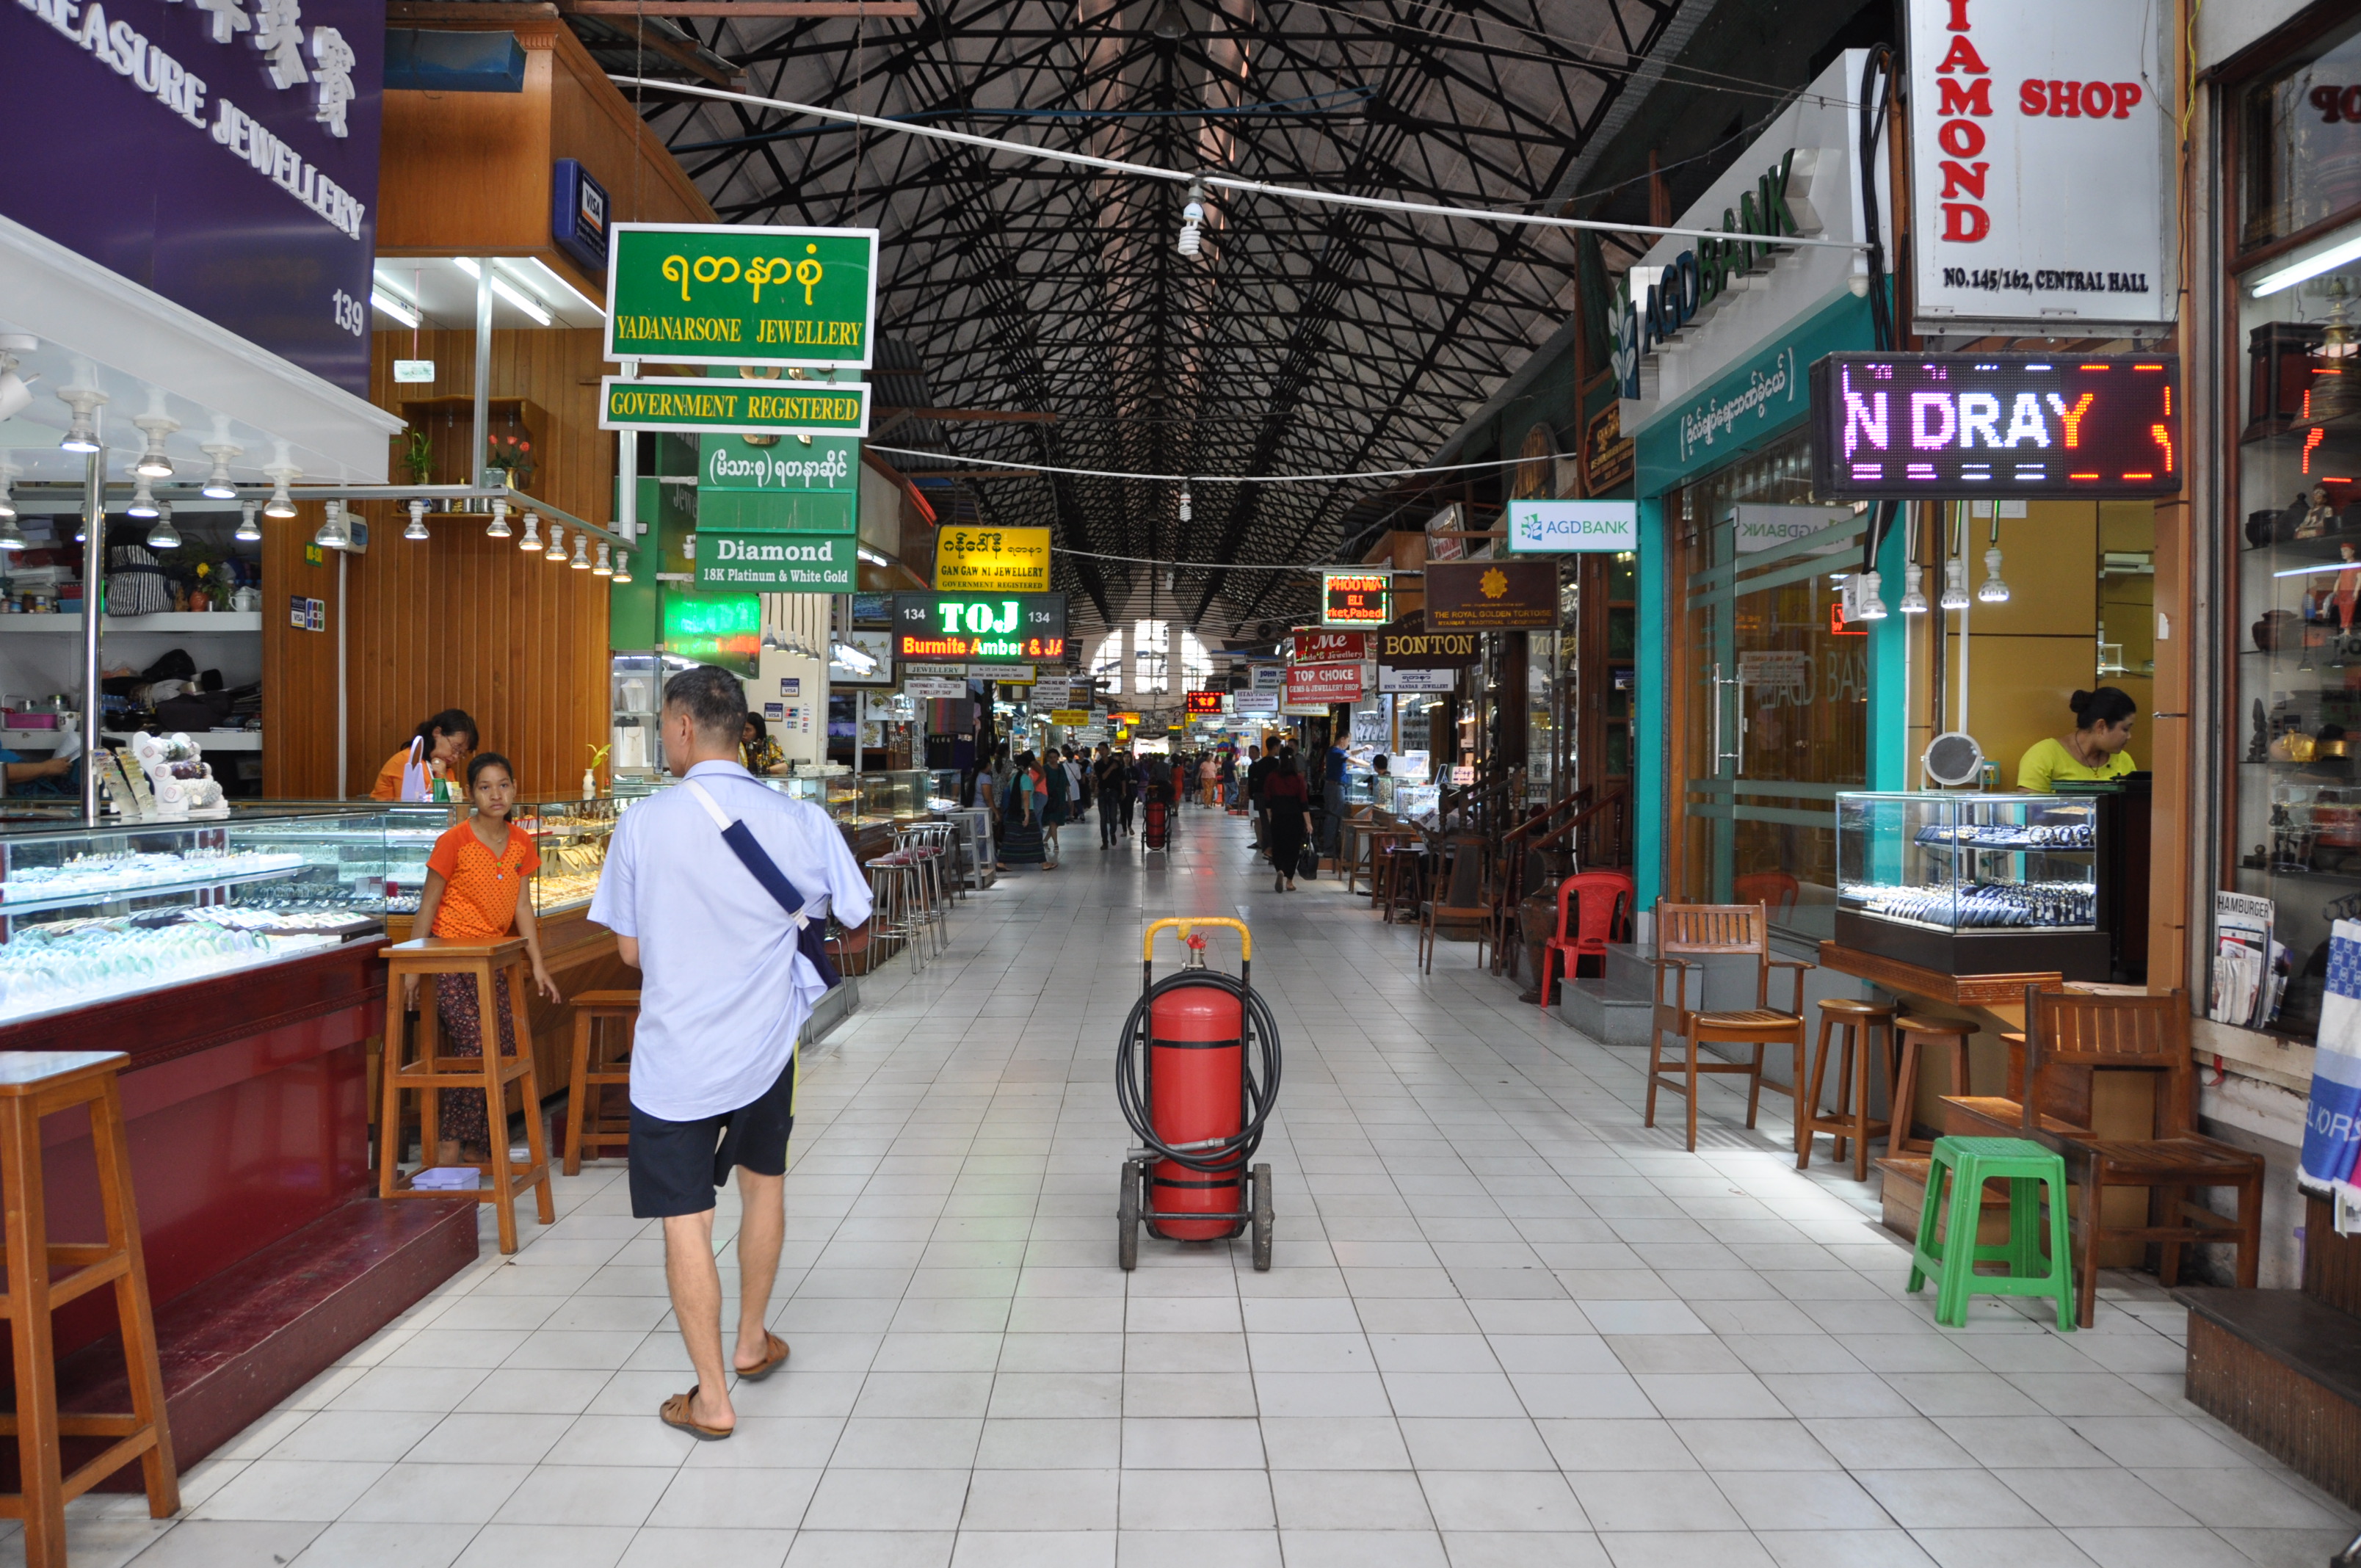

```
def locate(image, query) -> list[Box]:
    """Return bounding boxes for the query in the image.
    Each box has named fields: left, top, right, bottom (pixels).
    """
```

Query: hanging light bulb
left=681, top=530, right=697, bottom=562
left=1898, top=562, right=1929, bottom=614
left=545, top=522, right=567, bottom=562
left=570, top=534, right=592, bottom=569
left=1852, top=569, right=1888, bottom=621
left=486, top=498, right=512, bottom=539
left=613, top=549, right=631, bottom=584
left=126, top=474, right=159, bottom=519
left=262, top=465, right=299, bottom=518
left=57, top=388, right=106, bottom=453
left=1978, top=545, right=2010, bottom=603
left=1177, top=181, right=1205, bottom=258
left=1939, top=556, right=1970, bottom=611
left=313, top=498, right=351, bottom=550
left=518, top=510, right=542, bottom=552
left=593, top=541, right=613, bottom=576
left=233, top=501, right=261, bottom=542
left=131, top=415, right=178, bottom=479
left=1178, top=484, right=1192, bottom=522
left=405, top=498, right=431, bottom=541
left=146, top=502, right=181, bottom=551
left=200, top=443, right=242, bottom=499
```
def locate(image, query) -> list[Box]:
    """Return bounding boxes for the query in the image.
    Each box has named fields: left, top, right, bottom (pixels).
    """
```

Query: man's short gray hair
left=664, top=664, right=747, bottom=744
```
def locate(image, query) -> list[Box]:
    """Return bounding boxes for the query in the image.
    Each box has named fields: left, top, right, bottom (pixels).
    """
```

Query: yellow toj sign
left=935, top=526, right=1052, bottom=594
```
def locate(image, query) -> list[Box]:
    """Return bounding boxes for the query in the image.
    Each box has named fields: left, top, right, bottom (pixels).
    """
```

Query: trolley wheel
left=1117, top=1160, right=1141, bottom=1271
left=1251, top=1163, right=1274, bottom=1272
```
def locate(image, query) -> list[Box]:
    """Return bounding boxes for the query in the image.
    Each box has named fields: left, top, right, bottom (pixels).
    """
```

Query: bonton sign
left=1506, top=501, right=1639, bottom=553
left=1905, top=0, right=2169, bottom=330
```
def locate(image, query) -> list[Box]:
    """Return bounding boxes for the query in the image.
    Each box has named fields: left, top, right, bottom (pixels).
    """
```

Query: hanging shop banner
left=1505, top=501, right=1639, bottom=553
left=601, top=377, right=869, bottom=438
left=1321, top=571, right=1392, bottom=628
left=935, top=526, right=1053, bottom=594
left=662, top=591, right=760, bottom=675
left=1807, top=354, right=2180, bottom=498
left=607, top=222, right=879, bottom=369
left=1374, top=614, right=1479, bottom=669
left=1, top=0, right=385, bottom=395
left=1050, top=709, right=1092, bottom=725
left=1379, top=667, right=1457, bottom=693
left=1233, top=691, right=1279, bottom=716
left=695, top=531, right=856, bottom=591
left=1248, top=661, right=1284, bottom=690
left=1030, top=676, right=1075, bottom=707
left=891, top=593, right=1068, bottom=662
left=1425, top=562, right=1561, bottom=631
left=1186, top=690, right=1225, bottom=715
left=1905, top=0, right=2169, bottom=332
left=1291, top=631, right=1368, bottom=664
left=698, top=431, right=860, bottom=533
left=974, top=664, right=1037, bottom=684
left=906, top=677, right=968, bottom=700
left=1424, top=504, right=1465, bottom=564
left=1286, top=661, right=1366, bottom=706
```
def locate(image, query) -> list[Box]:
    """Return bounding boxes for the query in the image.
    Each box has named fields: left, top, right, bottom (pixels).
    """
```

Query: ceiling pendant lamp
left=612, top=549, right=632, bottom=584
left=233, top=501, right=261, bottom=542
left=263, top=465, right=300, bottom=518
left=132, top=415, right=178, bottom=479
left=405, top=498, right=431, bottom=541
left=593, top=541, right=613, bottom=576
left=314, top=498, right=351, bottom=550
left=486, top=497, right=512, bottom=538
left=570, top=534, right=592, bottom=569
left=200, top=442, right=242, bottom=499
left=545, top=523, right=567, bottom=562
left=518, top=510, right=543, bottom=552
left=146, top=502, right=181, bottom=551
left=126, top=474, right=159, bottom=519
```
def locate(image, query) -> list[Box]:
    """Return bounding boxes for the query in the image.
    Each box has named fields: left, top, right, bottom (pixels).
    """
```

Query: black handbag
left=1296, top=843, right=1319, bottom=881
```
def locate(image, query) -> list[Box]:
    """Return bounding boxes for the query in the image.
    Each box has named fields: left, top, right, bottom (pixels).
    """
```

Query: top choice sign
left=891, top=594, right=1068, bottom=664
left=1808, top=353, right=2179, bottom=498
left=607, top=223, right=879, bottom=369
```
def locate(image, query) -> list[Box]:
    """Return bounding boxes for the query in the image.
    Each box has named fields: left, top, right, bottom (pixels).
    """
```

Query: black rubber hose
left=1115, top=970, right=1283, bottom=1173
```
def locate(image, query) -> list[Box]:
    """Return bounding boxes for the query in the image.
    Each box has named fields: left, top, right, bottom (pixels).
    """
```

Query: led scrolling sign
left=1807, top=353, right=2180, bottom=499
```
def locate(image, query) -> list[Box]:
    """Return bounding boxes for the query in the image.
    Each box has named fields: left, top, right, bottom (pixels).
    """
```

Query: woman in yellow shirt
left=2018, top=686, right=2137, bottom=792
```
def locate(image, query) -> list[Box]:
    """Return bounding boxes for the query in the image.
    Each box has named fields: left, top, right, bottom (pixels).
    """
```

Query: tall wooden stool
left=380, top=936, right=556, bottom=1255
left=1799, top=998, right=1897, bottom=1178
left=566, top=990, right=639, bottom=1175
left=0, top=1052, right=178, bottom=1567
left=1890, top=1015, right=1976, bottom=1155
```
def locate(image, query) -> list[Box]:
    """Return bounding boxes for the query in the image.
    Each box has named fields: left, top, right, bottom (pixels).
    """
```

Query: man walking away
left=1095, top=745, right=1125, bottom=847
left=1247, top=744, right=1275, bottom=857
left=1121, top=751, right=1142, bottom=837
left=589, top=665, right=873, bottom=1442
left=1319, top=737, right=1349, bottom=861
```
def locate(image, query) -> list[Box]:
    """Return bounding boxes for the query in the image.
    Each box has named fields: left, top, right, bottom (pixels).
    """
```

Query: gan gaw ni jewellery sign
left=935, top=527, right=1052, bottom=594
left=600, top=377, right=869, bottom=438
left=1505, top=501, right=1639, bottom=553
left=606, top=224, right=878, bottom=369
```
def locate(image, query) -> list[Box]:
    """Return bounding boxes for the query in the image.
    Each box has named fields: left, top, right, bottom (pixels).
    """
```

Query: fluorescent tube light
left=2251, top=231, right=2361, bottom=297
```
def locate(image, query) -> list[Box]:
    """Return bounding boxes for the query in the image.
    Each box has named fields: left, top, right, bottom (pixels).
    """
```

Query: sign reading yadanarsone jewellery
left=606, top=224, right=879, bottom=369
left=1425, top=562, right=1560, bottom=631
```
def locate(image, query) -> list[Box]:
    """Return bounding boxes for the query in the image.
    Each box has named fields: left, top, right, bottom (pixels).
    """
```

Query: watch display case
left=1836, top=791, right=2114, bottom=980
left=0, top=807, right=395, bottom=1026
left=518, top=796, right=620, bottom=915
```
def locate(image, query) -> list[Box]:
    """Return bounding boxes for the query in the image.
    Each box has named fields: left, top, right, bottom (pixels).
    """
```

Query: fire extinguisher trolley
left=1116, top=918, right=1281, bottom=1270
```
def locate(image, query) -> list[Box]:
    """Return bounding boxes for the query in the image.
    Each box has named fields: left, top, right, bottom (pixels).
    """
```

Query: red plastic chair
left=1539, top=870, right=1636, bottom=1013
left=1733, top=871, right=1799, bottom=913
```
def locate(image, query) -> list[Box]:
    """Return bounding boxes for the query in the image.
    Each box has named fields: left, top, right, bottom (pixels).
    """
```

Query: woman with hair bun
left=2017, top=686, right=2138, bottom=792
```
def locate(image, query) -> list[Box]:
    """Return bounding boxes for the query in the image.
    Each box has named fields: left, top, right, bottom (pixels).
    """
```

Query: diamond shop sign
left=606, top=223, right=880, bottom=370
left=600, top=377, right=870, bottom=438
left=695, top=531, right=856, bottom=590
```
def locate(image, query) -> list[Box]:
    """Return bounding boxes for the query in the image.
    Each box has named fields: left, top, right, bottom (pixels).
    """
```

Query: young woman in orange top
left=403, top=752, right=563, bottom=1167
left=370, top=708, right=478, bottom=801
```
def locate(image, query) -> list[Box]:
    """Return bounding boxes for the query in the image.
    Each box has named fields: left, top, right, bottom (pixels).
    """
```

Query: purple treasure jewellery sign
left=0, top=0, right=385, bottom=396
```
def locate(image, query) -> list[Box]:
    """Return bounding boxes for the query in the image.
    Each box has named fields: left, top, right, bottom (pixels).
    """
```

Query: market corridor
left=81, top=806, right=2351, bottom=1568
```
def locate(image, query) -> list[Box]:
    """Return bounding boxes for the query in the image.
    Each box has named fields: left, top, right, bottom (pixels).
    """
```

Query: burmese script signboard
left=606, top=223, right=878, bottom=369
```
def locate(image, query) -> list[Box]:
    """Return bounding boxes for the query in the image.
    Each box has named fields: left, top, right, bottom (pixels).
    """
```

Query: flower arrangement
left=487, top=430, right=535, bottom=489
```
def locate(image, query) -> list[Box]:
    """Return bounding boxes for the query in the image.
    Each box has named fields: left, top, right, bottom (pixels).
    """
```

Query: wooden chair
left=1646, top=901, right=1813, bottom=1151
left=1889, top=1015, right=1976, bottom=1155
left=1374, top=830, right=1424, bottom=921
left=1538, top=870, right=1636, bottom=1014
left=1799, top=998, right=1897, bottom=1179
left=565, top=990, right=639, bottom=1175
left=380, top=936, right=556, bottom=1255
left=1418, top=832, right=1494, bottom=972
left=0, top=1052, right=178, bottom=1568
left=2009, top=987, right=2266, bottom=1328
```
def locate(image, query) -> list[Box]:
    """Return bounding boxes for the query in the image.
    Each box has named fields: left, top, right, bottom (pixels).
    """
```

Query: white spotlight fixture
left=126, top=474, right=159, bottom=519
left=518, top=509, right=542, bottom=552
left=613, top=549, right=632, bottom=584
left=0, top=335, right=40, bottom=424
left=593, top=541, right=613, bottom=576
left=1938, top=557, right=1970, bottom=611
left=314, top=498, right=351, bottom=550
left=486, top=498, right=512, bottom=539
left=233, top=501, right=261, bottom=542
left=199, top=443, right=242, bottom=499
left=0, top=460, right=17, bottom=522
left=570, top=534, right=592, bottom=569
left=262, top=465, right=300, bottom=518
left=1852, top=570, right=1888, bottom=621
left=545, top=522, right=567, bottom=562
left=1178, top=181, right=1205, bottom=257
left=682, top=531, right=697, bottom=562
left=131, top=415, right=178, bottom=479
left=57, top=387, right=107, bottom=453
left=1978, top=545, right=2011, bottom=603
left=146, top=502, right=181, bottom=551
left=1898, top=562, right=1929, bottom=614
left=1178, top=484, right=1192, bottom=522
left=405, top=498, right=431, bottom=541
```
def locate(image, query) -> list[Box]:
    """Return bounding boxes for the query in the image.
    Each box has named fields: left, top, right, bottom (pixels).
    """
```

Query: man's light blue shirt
left=589, top=760, right=873, bottom=1120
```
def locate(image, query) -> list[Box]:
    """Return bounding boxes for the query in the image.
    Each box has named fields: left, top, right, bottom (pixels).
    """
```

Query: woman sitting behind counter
left=2018, top=686, right=2137, bottom=792
left=371, top=709, right=479, bottom=801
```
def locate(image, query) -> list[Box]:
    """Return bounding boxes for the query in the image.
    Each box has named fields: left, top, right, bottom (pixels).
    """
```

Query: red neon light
left=2150, top=423, right=2174, bottom=473
left=2121, top=473, right=2154, bottom=480
left=2133, top=363, right=2165, bottom=371
left=2070, top=472, right=2100, bottom=479
left=2078, top=363, right=2113, bottom=371
left=2305, top=427, right=2326, bottom=474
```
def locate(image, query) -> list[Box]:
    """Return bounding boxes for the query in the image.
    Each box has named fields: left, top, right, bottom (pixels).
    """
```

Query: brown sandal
left=660, top=1387, right=733, bottom=1440
left=733, top=1331, right=791, bottom=1382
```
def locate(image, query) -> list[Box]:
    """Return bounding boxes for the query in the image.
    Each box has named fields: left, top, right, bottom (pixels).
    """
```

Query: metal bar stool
left=380, top=935, right=556, bottom=1255
left=1799, top=998, right=1898, bottom=1179
left=1890, top=1015, right=1977, bottom=1155
left=893, top=827, right=949, bottom=957
left=0, top=1051, right=179, bottom=1568
left=565, top=990, right=639, bottom=1175
left=904, top=824, right=955, bottom=951
left=865, top=853, right=929, bottom=973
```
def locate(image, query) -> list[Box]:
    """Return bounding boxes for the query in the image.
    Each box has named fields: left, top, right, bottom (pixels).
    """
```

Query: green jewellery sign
left=699, top=432, right=859, bottom=534
left=599, top=377, right=870, bottom=438
left=661, top=590, right=761, bottom=674
left=695, top=531, right=856, bottom=591
left=606, top=223, right=879, bottom=369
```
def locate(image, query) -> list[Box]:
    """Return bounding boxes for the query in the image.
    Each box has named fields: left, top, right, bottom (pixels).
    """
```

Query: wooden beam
left=566, top=1, right=917, bottom=14
left=875, top=407, right=1059, bottom=423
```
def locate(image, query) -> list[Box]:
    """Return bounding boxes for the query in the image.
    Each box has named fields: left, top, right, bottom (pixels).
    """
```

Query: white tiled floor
left=24, top=805, right=2356, bottom=1567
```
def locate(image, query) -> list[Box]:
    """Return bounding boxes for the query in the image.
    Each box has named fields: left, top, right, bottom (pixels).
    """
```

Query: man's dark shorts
left=628, top=1054, right=796, bottom=1218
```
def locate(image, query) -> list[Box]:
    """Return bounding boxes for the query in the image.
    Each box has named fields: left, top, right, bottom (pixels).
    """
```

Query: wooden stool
left=1890, top=1015, right=1977, bottom=1155
left=1799, top=998, right=1897, bottom=1179
left=566, top=990, right=639, bottom=1176
left=380, top=936, right=556, bottom=1255
left=0, top=1052, right=178, bottom=1568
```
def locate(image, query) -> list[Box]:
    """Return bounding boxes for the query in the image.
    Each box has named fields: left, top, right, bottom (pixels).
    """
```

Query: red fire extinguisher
left=1117, top=919, right=1280, bottom=1270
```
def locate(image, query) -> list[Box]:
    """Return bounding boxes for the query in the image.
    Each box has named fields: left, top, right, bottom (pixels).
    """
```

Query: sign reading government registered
left=606, top=223, right=879, bottom=370
left=601, top=377, right=871, bottom=438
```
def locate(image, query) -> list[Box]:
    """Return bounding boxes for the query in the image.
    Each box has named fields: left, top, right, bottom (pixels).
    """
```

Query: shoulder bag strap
left=682, top=778, right=820, bottom=930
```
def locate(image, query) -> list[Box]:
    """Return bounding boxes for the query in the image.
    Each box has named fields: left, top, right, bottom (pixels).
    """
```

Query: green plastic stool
left=1906, top=1135, right=2075, bottom=1330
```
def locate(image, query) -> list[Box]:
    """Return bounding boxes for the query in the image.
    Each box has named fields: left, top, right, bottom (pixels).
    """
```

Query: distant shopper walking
left=1264, top=754, right=1313, bottom=893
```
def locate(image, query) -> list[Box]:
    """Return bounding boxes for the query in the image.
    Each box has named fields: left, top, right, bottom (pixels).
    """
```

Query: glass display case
left=610, top=652, right=665, bottom=779
left=1836, top=791, right=2117, bottom=981
left=518, top=796, right=619, bottom=915
left=0, top=806, right=396, bottom=1026
left=858, top=769, right=931, bottom=823
left=783, top=772, right=862, bottom=821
